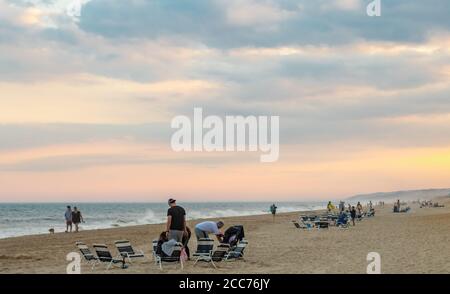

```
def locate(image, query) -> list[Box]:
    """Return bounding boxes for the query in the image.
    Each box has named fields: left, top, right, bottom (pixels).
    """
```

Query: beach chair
left=114, top=240, right=145, bottom=263
left=293, top=220, right=312, bottom=230
left=194, top=243, right=230, bottom=269
left=193, top=238, right=214, bottom=258
left=314, top=220, right=330, bottom=229
left=155, top=242, right=184, bottom=270
left=93, top=244, right=126, bottom=270
left=225, top=239, right=248, bottom=261
left=336, top=214, right=349, bottom=228
left=76, top=242, right=99, bottom=270
left=151, top=239, right=158, bottom=263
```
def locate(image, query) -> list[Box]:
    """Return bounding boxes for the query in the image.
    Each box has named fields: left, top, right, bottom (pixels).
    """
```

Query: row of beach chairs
left=76, top=240, right=146, bottom=270
left=293, top=209, right=376, bottom=230
left=151, top=238, right=248, bottom=270
left=76, top=238, right=248, bottom=271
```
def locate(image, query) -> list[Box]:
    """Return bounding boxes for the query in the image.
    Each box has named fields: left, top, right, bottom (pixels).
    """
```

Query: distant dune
left=346, top=188, right=450, bottom=203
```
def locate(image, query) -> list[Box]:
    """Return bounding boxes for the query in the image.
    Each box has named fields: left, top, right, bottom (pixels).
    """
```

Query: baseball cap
left=168, top=198, right=176, bottom=205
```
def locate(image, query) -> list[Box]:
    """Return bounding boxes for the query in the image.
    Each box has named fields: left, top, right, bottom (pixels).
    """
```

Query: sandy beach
left=0, top=198, right=449, bottom=274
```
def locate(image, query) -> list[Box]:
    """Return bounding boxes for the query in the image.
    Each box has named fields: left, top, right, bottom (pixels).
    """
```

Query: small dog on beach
left=49, top=228, right=55, bottom=234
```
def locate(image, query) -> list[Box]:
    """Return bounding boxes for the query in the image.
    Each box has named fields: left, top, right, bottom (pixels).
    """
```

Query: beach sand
left=0, top=198, right=449, bottom=274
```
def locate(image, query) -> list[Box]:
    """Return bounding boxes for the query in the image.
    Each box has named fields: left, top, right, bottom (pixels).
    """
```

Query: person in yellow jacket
left=327, top=201, right=335, bottom=212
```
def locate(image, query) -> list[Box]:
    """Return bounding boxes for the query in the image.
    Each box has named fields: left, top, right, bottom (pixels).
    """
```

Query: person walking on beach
left=270, top=203, right=277, bottom=222
left=166, top=198, right=186, bottom=242
left=64, top=206, right=72, bottom=233
left=72, top=206, right=84, bottom=233
left=194, top=221, right=224, bottom=242
left=350, top=206, right=357, bottom=226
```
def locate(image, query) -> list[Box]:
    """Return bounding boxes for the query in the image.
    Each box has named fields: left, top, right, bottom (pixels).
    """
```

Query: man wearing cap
left=166, top=198, right=186, bottom=242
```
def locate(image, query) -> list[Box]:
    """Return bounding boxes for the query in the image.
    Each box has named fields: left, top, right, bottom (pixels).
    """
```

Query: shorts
left=66, top=220, right=72, bottom=225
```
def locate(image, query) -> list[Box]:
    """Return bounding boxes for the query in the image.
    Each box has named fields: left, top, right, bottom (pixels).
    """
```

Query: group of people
left=329, top=200, right=374, bottom=226
left=419, top=200, right=444, bottom=208
left=157, top=198, right=226, bottom=259
left=64, top=205, right=84, bottom=233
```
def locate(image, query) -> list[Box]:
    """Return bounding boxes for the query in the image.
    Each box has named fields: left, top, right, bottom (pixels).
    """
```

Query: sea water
left=0, top=201, right=326, bottom=239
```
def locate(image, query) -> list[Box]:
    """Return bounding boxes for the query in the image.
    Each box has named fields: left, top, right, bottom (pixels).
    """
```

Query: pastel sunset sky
left=1, top=0, right=450, bottom=202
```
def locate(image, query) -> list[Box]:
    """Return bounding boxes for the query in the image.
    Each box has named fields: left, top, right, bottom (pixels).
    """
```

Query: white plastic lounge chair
left=93, top=244, right=126, bottom=270
left=194, top=243, right=230, bottom=269
left=155, top=242, right=184, bottom=270
left=76, top=242, right=99, bottom=270
left=114, top=240, right=145, bottom=263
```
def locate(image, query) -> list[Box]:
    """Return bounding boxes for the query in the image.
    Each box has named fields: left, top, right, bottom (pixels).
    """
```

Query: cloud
left=221, top=0, right=297, bottom=27
left=321, top=0, right=362, bottom=11
left=74, top=0, right=450, bottom=47
left=9, top=0, right=92, bottom=27
left=1, top=0, right=450, bottom=199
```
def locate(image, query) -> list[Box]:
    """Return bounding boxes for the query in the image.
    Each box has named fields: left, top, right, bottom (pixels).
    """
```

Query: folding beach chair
left=76, top=242, right=99, bottom=270
left=93, top=244, right=126, bottom=270
left=193, top=238, right=214, bottom=258
left=151, top=239, right=159, bottom=263
left=293, top=220, right=312, bottom=230
left=194, top=243, right=230, bottom=269
left=225, top=239, right=248, bottom=261
left=336, top=214, right=349, bottom=228
left=314, top=220, right=330, bottom=229
left=114, top=240, right=145, bottom=263
left=155, top=242, right=184, bottom=270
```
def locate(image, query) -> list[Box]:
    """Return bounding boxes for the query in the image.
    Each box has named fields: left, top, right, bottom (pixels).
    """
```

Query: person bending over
left=195, top=221, right=224, bottom=243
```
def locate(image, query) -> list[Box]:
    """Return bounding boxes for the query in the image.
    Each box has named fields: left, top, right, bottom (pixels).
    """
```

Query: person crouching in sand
left=64, top=206, right=72, bottom=233
left=72, top=206, right=84, bottom=233
left=195, top=221, right=224, bottom=243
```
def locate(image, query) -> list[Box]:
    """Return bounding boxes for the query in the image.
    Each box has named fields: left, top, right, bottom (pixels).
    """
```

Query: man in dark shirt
left=166, top=198, right=186, bottom=242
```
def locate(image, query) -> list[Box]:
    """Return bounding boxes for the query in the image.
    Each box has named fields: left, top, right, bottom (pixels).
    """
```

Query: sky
left=1, top=0, right=450, bottom=202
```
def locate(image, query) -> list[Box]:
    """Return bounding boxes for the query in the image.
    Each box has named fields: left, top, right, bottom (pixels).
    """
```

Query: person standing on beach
left=356, top=202, right=363, bottom=216
left=327, top=201, right=334, bottom=212
left=72, top=206, right=84, bottom=233
left=166, top=198, right=186, bottom=242
left=350, top=206, right=357, bottom=226
left=64, top=206, right=72, bottom=233
left=270, top=204, right=277, bottom=222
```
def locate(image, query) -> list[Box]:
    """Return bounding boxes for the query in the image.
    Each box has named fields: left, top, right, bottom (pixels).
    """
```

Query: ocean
left=0, top=202, right=327, bottom=239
